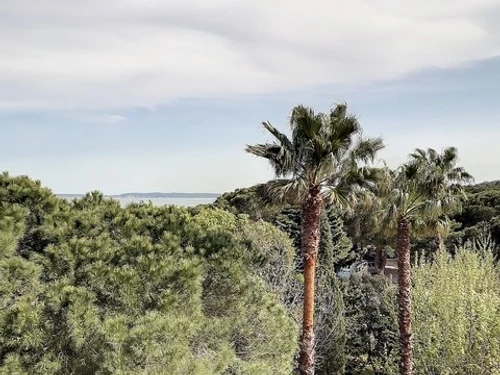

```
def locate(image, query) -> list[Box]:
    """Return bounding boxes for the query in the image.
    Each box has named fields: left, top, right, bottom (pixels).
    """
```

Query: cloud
left=1, top=0, right=500, bottom=111
left=85, top=114, right=126, bottom=124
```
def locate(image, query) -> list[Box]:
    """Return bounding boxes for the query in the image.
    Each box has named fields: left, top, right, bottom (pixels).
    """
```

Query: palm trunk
left=435, top=233, right=443, bottom=252
left=381, top=248, right=388, bottom=275
left=397, top=217, right=413, bottom=375
left=298, top=187, right=322, bottom=375
left=375, top=244, right=382, bottom=274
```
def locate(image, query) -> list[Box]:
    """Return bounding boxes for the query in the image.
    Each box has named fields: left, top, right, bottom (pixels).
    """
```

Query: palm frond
left=409, top=148, right=427, bottom=160
left=290, top=105, right=323, bottom=142
left=245, top=143, right=292, bottom=177
left=413, top=214, right=452, bottom=238
left=349, top=137, right=384, bottom=164
left=259, top=178, right=308, bottom=205
left=322, top=185, right=352, bottom=212
left=442, top=146, right=458, bottom=165
left=262, top=121, right=293, bottom=152
left=328, top=104, right=361, bottom=157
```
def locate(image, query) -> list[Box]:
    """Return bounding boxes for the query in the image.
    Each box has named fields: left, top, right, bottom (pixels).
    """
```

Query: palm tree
left=246, top=103, right=383, bottom=375
left=347, top=198, right=374, bottom=249
left=346, top=175, right=398, bottom=274
left=380, top=148, right=472, bottom=375
left=378, top=165, right=427, bottom=375
left=407, top=147, right=473, bottom=251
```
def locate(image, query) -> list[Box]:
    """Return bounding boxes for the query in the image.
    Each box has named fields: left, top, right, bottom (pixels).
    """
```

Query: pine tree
left=0, top=174, right=299, bottom=374
left=315, top=209, right=347, bottom=375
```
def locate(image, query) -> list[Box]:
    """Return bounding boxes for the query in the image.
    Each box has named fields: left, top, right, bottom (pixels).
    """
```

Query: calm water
left=113, top=197, right=216, bottom=207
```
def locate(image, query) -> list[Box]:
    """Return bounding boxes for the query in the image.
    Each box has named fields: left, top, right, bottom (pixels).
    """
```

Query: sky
left=1, top=0, right=500, bottom=194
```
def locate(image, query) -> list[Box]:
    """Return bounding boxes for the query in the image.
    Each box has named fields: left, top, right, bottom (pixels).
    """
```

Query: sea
left=58, top=196, right=217, bottom=208
left=113, top=197, right=217, bottom=207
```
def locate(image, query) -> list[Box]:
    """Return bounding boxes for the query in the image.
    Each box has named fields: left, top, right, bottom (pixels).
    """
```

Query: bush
left=413, top=247, right=500, bottom=375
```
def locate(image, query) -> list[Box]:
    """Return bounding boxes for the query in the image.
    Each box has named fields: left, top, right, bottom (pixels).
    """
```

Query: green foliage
left=0, top=174, right=298, bottom=374
left=452, top=182, right=500, bottom=255
left=4, top=170, right=500, bottom=375
left=0, top=172, right=59, bottom=254
left=338, top=244, right=500, bottom=375
left=213, top=185, right=355, bottom=268
left=315, top=210, right=349, bottom=375
left=413, top=247, right=500, bottom=375
left=321, top=208, right=355, bottom=270
left=342, top=275, right=399, bottom=375
left=214, top=185, right=354, bottom=374
left=272, top=207, right=302, bottom=251
left=213, top=185, right=286, bottom=221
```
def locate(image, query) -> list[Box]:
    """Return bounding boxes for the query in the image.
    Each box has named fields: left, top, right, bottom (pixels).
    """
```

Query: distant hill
left=469, top=180, right=500, bottom=188
left=58, top=192, right=220, bottom=199
left=466, top=180, right=500, bottom=194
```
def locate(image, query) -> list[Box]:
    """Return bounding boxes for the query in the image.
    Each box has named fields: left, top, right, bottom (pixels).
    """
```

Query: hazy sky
left=1, top=0, right=500, bottom=194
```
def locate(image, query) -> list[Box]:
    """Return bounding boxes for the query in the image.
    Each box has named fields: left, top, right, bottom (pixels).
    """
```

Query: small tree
left=315, top=208, right=350, bottom=375
left=343, top=274, right=399, bottom=374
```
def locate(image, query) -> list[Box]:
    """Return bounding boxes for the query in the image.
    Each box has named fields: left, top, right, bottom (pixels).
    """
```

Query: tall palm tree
left=380, top=148, right=472, bottom=375
left=246, top=103, right=383, bottom=375
left=378, top=165, right=428, bottom=375
left=407, top=147, right=473, bottom=250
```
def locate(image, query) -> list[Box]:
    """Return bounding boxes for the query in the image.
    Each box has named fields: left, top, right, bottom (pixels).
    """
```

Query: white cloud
left=1, top=0, right=500, bottom=110
left=86, top=114, right=126, bottom=124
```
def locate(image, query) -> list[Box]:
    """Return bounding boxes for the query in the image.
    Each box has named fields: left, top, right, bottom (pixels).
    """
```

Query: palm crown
left=407, top=147, right=473, bottom=212
left=246, top=103, right=384, bottom=207
left=379, top=147, right=473, bottom=235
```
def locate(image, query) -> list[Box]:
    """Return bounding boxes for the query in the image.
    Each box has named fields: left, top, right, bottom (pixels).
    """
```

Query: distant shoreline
left=58, top=193, right=220, bottom=199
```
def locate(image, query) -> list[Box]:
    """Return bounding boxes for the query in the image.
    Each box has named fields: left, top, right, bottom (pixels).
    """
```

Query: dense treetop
left=1, top=171, right=499, bottom=374
left=0, top=173, right=299, bottom=374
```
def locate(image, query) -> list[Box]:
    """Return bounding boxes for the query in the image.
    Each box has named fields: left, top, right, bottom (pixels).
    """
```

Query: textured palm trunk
left=298, top=186, right=322, bottom=375
left=397, top=217, right=413, bottom=375
left=375, top=244, right=382, bottom=274
left=381, top=248, right=388, bottom=274
left=435, top=233, right=443, bottom=252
